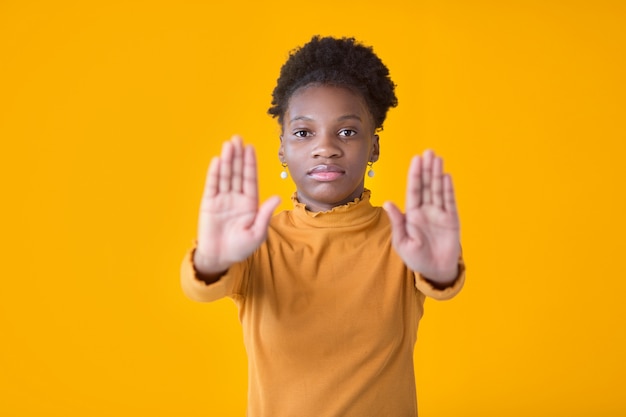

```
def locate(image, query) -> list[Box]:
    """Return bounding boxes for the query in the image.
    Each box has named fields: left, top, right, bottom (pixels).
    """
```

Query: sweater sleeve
left=414, top=256, right=466, bottom=301
left=180, top=247, right=247, bottom=303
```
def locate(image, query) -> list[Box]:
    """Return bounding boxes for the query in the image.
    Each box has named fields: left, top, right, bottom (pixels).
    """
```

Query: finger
left=422, top=149, right=433, bottom=205
left=383, top=201, right=408, bottom=248
left=406, top=155, right=422, bottom=210
left=242, top=144, right=259, bottom=202
left=219, top=140, right=233, bottom=193
left=443, top=174, right=458, bottom=215
left=203, top=156, right=220, bottom=199
left=231, top=135, right=244, bottom=193
left=432, top=156, right=444, bottom=209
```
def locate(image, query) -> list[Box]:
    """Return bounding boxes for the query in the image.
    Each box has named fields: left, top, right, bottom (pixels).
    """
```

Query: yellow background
left=1, top=0, right=625, bottom=415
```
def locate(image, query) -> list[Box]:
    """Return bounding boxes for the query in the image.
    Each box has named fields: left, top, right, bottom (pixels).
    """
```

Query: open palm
left=194, top=136, right=280, bottom=275
left=384, top=150, right=461, bottom=286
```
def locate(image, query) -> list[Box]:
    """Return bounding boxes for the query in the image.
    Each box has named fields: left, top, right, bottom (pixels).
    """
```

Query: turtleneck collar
left=288, top=189, right=380, bottom=228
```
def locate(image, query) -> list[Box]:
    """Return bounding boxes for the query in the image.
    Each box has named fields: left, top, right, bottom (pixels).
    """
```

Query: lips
left=307, top=164, right=345, bottom=181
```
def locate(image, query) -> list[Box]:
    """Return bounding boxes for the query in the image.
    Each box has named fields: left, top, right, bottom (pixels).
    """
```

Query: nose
left=312, top=131, right=342, bottom=159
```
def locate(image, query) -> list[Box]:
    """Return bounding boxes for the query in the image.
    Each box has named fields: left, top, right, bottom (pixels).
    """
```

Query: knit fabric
left=181, top=190, right=464, bottom=416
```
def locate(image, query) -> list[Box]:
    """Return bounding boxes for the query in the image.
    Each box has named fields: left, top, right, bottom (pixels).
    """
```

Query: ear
left=278, top=135, right=285, bottom=162
left=370, top=134, right=380, bottom=163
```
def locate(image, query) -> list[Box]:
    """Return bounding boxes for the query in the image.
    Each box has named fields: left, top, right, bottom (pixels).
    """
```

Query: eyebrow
left=289, top=114, right=363, bottom=123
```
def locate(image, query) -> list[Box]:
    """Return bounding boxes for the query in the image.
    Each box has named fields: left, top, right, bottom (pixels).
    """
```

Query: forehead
left=285, top=84, right=372, bottom=123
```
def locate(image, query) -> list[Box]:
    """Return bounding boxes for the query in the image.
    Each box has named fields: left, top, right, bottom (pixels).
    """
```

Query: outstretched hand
left=383, top=150, right=461, bottom=286
left=194, top=136, right=281, bottom=276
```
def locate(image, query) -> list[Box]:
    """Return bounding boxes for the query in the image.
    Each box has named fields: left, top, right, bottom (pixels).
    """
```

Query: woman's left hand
left=383, top=150, right=461, bottom=287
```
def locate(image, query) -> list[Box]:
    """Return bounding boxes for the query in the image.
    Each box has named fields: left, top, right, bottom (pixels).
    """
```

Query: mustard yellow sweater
left=181, top=190, right=465, bottom=417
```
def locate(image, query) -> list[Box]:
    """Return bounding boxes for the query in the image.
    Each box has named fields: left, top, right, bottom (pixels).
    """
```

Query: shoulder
left=269, top=209, right=293, bottom=227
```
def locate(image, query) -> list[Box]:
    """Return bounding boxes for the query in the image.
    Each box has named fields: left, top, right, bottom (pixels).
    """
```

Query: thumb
left=383, top=201, right=408, bottom=246
left=251, top=195, right=281, bottom=238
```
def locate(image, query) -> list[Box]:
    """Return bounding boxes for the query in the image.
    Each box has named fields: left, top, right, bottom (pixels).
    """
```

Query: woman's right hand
left=193, top=135, right=281, bottom=276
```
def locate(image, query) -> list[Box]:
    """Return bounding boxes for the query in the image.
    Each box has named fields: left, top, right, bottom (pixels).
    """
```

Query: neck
left=296, top=186, right=366, bottom=213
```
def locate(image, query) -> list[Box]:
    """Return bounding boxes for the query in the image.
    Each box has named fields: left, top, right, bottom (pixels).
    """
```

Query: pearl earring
left=367, top=162, right=375, bottom=178
left=280, top=162, right=288, bottom=179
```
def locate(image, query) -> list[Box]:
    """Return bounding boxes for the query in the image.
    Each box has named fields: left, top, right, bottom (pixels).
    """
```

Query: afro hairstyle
left=268, top=35, right=398, bottom=131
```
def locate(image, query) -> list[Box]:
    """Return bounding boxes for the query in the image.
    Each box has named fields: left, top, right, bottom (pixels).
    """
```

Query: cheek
left=359, top=145, right=375, bottom=162
left=284, top=142, right=309, bottom=162
left=282, top=151, right=299, bottom=172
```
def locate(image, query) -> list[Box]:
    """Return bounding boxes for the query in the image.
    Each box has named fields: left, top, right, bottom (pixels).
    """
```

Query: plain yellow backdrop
left=1, top=0, right=625, bottom=416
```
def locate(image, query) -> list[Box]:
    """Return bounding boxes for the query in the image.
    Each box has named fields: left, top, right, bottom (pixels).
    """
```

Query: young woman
left=181, top=35, right=465, bottom=417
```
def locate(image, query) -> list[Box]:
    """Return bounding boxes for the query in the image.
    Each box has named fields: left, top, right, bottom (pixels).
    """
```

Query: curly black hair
left=268, top=36, right=398, bottom=131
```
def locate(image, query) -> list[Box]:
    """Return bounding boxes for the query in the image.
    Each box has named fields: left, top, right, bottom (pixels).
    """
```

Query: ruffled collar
left=289, top=189, right=380, bottom=228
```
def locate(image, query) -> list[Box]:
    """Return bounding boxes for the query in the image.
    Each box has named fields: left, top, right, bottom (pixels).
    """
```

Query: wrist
left=192, top=248, right=229, bottom=277
left=422, top=264, right=459, bottom=289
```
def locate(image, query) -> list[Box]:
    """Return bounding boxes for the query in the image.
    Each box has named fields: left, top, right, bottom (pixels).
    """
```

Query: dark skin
left=278, top=84, right=379, bottom=212
left=193, top=85, right=460, bottom=287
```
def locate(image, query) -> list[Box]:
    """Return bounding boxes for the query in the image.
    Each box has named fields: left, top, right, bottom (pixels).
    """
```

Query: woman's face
left=279, top=84, right=379, bottom=212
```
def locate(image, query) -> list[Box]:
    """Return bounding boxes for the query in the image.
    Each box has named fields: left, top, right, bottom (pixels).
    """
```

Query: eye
left=339, top=129, right=357, bottom=137
left=293, top=130, right=311, bottom=138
